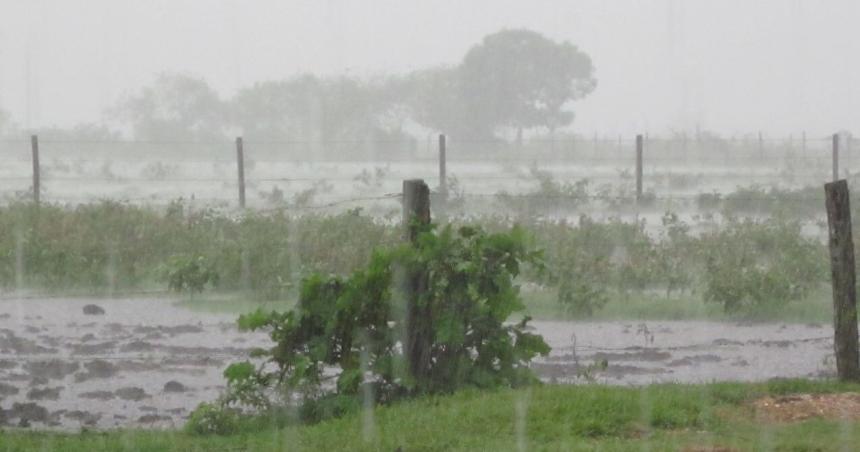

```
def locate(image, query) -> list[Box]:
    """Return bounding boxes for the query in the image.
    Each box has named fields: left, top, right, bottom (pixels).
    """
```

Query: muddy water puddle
left=533, top=320, right=833, bottom=384
left=0, top=298, right=836, bottom=430
left=0, top=296, right=270, bottom=430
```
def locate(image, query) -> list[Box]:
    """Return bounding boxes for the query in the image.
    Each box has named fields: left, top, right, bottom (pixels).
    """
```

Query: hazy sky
left=1, top=0, right=858, bottom=137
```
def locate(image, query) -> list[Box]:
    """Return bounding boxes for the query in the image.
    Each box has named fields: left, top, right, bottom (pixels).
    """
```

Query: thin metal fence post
left=236, top=137, right=246, bottom=209
left=31, top=135, right=40, bottom=205
left=636, top=134, right=643, bottom=203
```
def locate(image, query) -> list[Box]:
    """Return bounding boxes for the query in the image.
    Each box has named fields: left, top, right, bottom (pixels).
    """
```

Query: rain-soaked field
left=0, top=296, right=834, bottom=430
left=0, top=141, right=846, bottom=432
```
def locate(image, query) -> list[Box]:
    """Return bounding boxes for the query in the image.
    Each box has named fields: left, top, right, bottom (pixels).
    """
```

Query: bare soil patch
left=753, top=393, right=860, bottom=422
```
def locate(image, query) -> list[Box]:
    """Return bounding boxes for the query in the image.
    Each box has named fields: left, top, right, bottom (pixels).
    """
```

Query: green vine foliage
left=225, top=224, right=550, bottom=423
left=701, top=217, right=826, bottom=314
left=159, top=254, right=220, bottom=295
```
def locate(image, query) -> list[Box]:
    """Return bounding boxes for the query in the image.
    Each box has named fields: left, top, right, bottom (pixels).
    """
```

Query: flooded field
left=0, top=296, right=835, bottom=430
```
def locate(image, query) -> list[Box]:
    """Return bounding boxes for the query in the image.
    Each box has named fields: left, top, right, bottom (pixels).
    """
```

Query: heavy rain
left=1, top=1, right=859, bottom=450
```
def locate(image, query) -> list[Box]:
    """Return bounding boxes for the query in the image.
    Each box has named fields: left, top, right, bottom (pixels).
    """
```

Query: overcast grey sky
left=1, top=0, right=858, bottom=136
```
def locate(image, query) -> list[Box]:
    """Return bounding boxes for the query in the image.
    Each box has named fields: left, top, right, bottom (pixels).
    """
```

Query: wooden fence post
left=438, top=134, right=447, bottom=199
left=403, top=179, right=430, bottom=243
left=825, top=179, right=860, bottom=381
left=31, top=135, right=40, bottom=205
left=236, top=137, right=246, bottom=209
left=833, top=133, right=840, bottom=182
left=635, top=134, right=643, bottom=203
left=402, top=179, right=431, bottom=382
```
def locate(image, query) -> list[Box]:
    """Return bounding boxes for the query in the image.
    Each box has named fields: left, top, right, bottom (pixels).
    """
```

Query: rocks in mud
left=82, top=304, right=105, bottom=315
left=667, top=354, right=722, bottom=367
left=8, top=402, right=49, bottom=424
left=160, top=324, right=204, bottom=336
left=115, top=360, right=162, bottom=373
left=79, top=390, right=115, bottom=400
left=590, top=349, right=671, bottom=362
left=0, top=382, right=20, bottom=396
left=732, top=358, right=750, bottom=367
left=120, top=340, right=155, bottom=353
left=38, top=335, right=62, bottom=347
left=546, top=348, right=671, bottom=364
left=72, top=341, right=116, bottom=355
left=103, top=323, right=124, bottom=333
left=74, top=359, right=118, bottom=382
left=0, top=359, right=17, bottom=369
left=533, top=362, right=668, bottom=381
left=132, top=324, right=203, bottom=337
left=0, top=331, right=56, bottom=355
left=64, top=410, right=100, bottom=426
left=161, top=355, right=223, bottom=367
left=760, top=339, right=794, bottom=348
left=26, top=386, right=62, bottom=401
left=5, top=373, right=30, bottom=382
left=138, top=414, right=172, bottom=424
left=163, top=380, right=187, bottom=393
left=115, top=387, right=149, bottom=401
left=24, top=359, right=80, bottom=380
left=29, top=376, right=49, bottom=387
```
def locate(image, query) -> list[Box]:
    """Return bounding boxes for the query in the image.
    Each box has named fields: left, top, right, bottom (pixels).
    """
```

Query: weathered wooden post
left=31, top=135, right=40, bottom=205
left=402, top=179, right=431, bottom=381
left=635, top=134, right=643, bottom=203
left=236, top=137, right=246, bottom=209
left=438, top=134, right=447, bottom=199
left=824, top=179, right=860, bottom=381
left=833, top=133, right=840, bottom=182
left=403, top=179, right=430, bottom=243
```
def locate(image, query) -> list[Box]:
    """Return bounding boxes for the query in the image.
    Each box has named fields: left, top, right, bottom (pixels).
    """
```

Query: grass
left=3, top=380, right=860, bottom=451
left=162, top=285, right=834, bottom=324
left=175, top=293, right=294, bottom=315
left=170, top=286, right=832, bottom=323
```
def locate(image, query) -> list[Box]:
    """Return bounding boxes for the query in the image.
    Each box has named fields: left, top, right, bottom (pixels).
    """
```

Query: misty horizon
left=1, top=0, right=858, bottom=138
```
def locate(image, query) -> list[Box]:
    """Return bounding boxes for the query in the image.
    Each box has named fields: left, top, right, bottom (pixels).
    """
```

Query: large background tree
left=111, top=73, right=226, bottom=142
left=104, top=29, right=595, bottom=151
left=231, top=75, right=410, bottom=143
left=457, top=29, right=596, bottom=140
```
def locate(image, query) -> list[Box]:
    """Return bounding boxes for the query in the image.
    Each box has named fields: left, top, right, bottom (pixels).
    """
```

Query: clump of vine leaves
left=190, top=223, right=550, bottom=432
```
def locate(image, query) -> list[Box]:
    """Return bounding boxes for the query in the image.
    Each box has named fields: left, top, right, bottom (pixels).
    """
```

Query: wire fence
left=0, top=133, right=853, bottom=213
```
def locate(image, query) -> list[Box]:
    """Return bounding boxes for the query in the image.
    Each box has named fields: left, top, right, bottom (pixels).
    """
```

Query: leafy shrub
left=223, top=224, right=550, bottom=423
left=496, top=168, right=590, bottom=216
left=0, top=201, right=393, bottom=298
left=655, top=212, right=695, bottom=297
left=534, top=217, right=613, bottom=316
left=696, top=192, right=722, bottom=211
left=160, top=254, right=219, bottom=294
left=185, top=402, right=241, bottom=436
left=701, top=218, right=826, bottom=315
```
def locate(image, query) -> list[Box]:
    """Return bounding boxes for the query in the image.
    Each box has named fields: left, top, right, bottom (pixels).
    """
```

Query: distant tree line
left=0, top=29, right=596, bottom=146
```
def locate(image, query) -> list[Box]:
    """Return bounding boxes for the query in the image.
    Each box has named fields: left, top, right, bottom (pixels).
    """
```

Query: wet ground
left=534, top=320, right=833, bottom=384
left=0, top=297, right=834, bottom=430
